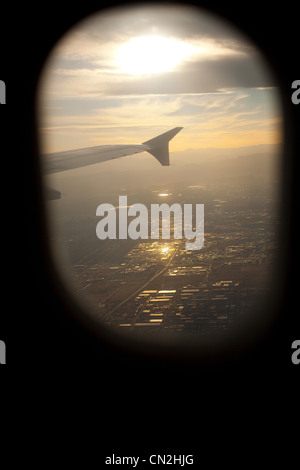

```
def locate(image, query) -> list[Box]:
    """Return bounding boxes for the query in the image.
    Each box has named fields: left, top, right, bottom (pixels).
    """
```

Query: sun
left=115, top=35, right=195, bottom=75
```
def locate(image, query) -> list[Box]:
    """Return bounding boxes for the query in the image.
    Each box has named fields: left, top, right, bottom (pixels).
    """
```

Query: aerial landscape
left=45, top=146, right=281, bottom=342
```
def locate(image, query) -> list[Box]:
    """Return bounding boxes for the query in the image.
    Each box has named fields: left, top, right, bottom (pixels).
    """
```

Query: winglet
left=143, top=127, right=183, bottom=166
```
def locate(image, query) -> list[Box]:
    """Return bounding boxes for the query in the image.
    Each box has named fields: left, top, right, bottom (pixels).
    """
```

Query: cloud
left=39, top=86, right=282, bottom=155
left=41, top=54, right=274, bottom=100
left=99, top=56, right=273, bottom=96
left=72, top=4, right=252, bottom=44
left=40, top=2, right=273, bottom=100
left=38, top=4, right=283, bottom=153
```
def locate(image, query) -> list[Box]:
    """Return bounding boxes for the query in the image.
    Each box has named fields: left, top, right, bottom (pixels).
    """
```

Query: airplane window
left=37, top=3, right=284, bottom=353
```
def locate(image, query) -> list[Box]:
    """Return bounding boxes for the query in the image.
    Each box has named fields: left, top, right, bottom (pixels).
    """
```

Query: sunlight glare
left=116, top=36, right=195, bottom=75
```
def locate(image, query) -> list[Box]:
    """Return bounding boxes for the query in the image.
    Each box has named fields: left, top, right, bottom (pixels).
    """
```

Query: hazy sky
left=38, top=3, right=283, bottom=154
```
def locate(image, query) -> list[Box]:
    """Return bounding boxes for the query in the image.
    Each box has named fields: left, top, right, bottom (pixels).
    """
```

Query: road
left=103, top=247, right=179, bottom=320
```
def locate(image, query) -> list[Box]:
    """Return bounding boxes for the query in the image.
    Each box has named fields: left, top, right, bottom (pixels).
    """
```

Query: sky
left=38, top=3, right=283, bottom=155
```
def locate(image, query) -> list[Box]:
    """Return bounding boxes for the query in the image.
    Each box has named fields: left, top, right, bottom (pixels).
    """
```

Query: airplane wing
left=43, top=127, right=183, bottom=199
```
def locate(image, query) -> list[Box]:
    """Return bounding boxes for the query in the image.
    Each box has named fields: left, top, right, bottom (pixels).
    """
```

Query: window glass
left=38, top=4, right=283, bottom=349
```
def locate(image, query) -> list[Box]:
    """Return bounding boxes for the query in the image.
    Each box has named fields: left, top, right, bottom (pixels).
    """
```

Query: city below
left=58, top=176, right=280, bottom=341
